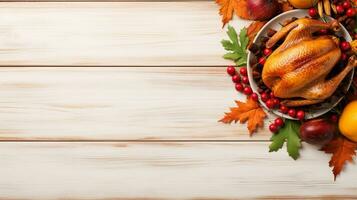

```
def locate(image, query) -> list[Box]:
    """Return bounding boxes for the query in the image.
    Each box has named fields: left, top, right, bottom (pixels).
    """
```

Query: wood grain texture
left=0, top=142, right=356, bottom=199
left=0, top=67, right=273, bottom=141
left=0, top=2, right=249, bottom=66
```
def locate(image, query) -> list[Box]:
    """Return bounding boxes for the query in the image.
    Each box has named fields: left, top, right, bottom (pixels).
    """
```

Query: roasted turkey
left=262, top=18, right=357, bottom=107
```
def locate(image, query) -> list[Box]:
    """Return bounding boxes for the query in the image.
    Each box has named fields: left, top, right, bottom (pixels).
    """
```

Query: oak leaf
left=321, top=136, right=357, bottom=180
left=216, top=0, right=251, bottom=27
left=247, top=21, right=266, bottom=46
left=219, top=97, right=267, bottom=135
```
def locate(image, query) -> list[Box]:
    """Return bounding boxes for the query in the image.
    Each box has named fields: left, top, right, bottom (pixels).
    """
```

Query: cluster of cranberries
left=226, top=65, right=306, bottom=133
left=227, top=66, right=259, bottom=100
left=308, top=1, right=356, bottom=18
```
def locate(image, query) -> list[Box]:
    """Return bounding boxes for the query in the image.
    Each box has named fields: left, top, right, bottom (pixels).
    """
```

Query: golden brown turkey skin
left=261, top=18, right=357, bottom=107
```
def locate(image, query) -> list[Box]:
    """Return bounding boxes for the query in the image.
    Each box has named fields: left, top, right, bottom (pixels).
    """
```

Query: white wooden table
left=0, top=1, right=356, bottom=199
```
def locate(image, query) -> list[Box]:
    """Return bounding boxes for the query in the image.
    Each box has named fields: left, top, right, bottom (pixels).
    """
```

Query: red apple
left=247, top=0, right=280, bottom=21
left=300, top=119, right=336, bottom=145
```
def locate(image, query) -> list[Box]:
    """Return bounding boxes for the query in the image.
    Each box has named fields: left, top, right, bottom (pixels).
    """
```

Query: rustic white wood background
left=0, top=1, right=356, bottom=199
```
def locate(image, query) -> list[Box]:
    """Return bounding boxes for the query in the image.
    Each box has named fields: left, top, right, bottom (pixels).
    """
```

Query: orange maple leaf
left=321, top=136, right=357, bottom=180
left=219, top=97, right=267, bottom=135
left=247, top=21, right=266, bottom=46
left=216, top=0, right=251, bottom=27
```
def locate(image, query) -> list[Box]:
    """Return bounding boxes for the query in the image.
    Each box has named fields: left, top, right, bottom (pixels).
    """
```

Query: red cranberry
left=280, top=105, right=289, bottom=114
left=330, top=115, right=338, bottom=123
left=235, top=83, right=244, bottom=92
left=243, top=86, right=253, bottom=95
left=258, top=57, right=266, bottom=65
left=341, top=53, right=347, bottom=61
left=272, top=98, right=280, bottom=107
left=263, top=48, right=272, bottom=56
left=296, top=110, right=305, bottom=120
left=251, top=93, right=258, bottom=101
left=269, top=91, right=275, bottom=99
left=319, top=29, right=328, bottom=34
left=261, top=93, right=269, bottom=102
left=342, top=1, right=351, bottom=9
left=288, top=109, right=296, bottom=118
left=239, top=67, right=247, bottom=76
left=274, top=118, right=284, bottom=127
left=308, top=8, right=318, bottom=17
left=340, top=41, right=351, bottom=51
left=227, top=66, right=236, bottom=76
left=266, top=99, right=274, bottom=109
left=336, top=5, right=345, bottom=14
left=269, top=124, right=278, bottom=133
left=232, top=75, right=241, bottom=83
left=242, top=76, right=249, bottom=84
left=346, top=8, right=356, bottom=17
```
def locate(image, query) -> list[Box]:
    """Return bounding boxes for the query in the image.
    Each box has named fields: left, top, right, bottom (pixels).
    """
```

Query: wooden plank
left=0, top=2, right=249, bottom=66
left=0, top=67, right=273, bottom=141
left=0, top=142, right=356, bottom=199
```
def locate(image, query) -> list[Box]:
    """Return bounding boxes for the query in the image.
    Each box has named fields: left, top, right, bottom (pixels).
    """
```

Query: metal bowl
left=247, top=9, right=353, bottom=120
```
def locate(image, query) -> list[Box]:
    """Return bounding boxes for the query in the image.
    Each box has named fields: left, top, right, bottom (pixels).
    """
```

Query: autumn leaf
left=219, top=97, right=267, bottom=135
left=321, top=136, right=357, bottom=180
left=221, top=26, right=249, bottom=66
left=269, top=120, right=302, bottom=160
left=216, top=0, right=251, bottom=27
left=247, top=21, right=266, bottom=46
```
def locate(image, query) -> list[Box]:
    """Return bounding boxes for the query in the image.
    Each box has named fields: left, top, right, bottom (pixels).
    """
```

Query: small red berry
left=274, top=118, right=284, bottom=127
left=263, top=48, right=272, bottom=56
left=319, top=29, right=328, bottom=35
left=232, top=75, right=241, bottom=83
left=261, top=93, right=269, bottom=102
left=239, top=67, right=247, bottom=76
left=258, top=88, right=264, bottom=94
left=296, top=110, right=305, bottom=120
left=243, top=86, right=253, bottom=95
left=340, top=41, right=351, bottom=51
left=251, top=93, right=258, bottom=101
left=354, top=33, right=357, bottom=40
left=346, top=8, right=356, bottom=17
left=336, top=5, right=345, bottom=14
left=258, top=57, right=266, bottom=65
left=341, top=53, right=348, bottom=61
left=288, top=109, right=296, bottom=118
left=272, top=98, right=280, bottom=107
left=308, top=8, right=318, bottom=17
left=330, top=114, right=339, bottom=123
left=235, top=83, right=244, bottom=92
left=266, top=99, right=274, bottom=109
left=342, top=1, right=351, bottom=9
left=280, top=105, right=289, bottom=114
left=269, top=124, right=278, bottom=133
left=269, top=91, right=275, bottom=99
left=227, top=66, right=236, bottom=76
left=242, top=76, right=249, bottom=84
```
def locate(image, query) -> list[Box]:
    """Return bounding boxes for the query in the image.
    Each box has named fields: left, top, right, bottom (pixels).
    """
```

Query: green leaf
left=221, top=40, right=234, bottom=51
left=239, top=28, right=249, bottom=50
left=221, top=26, right=249, bottom=67
left=269, top=120, right=302, bottom=160
left=235, top=57, right=247, bottom=66
left=227, top=25, right=238, bottom=45
left=223, top=53, right=240, bottom=60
